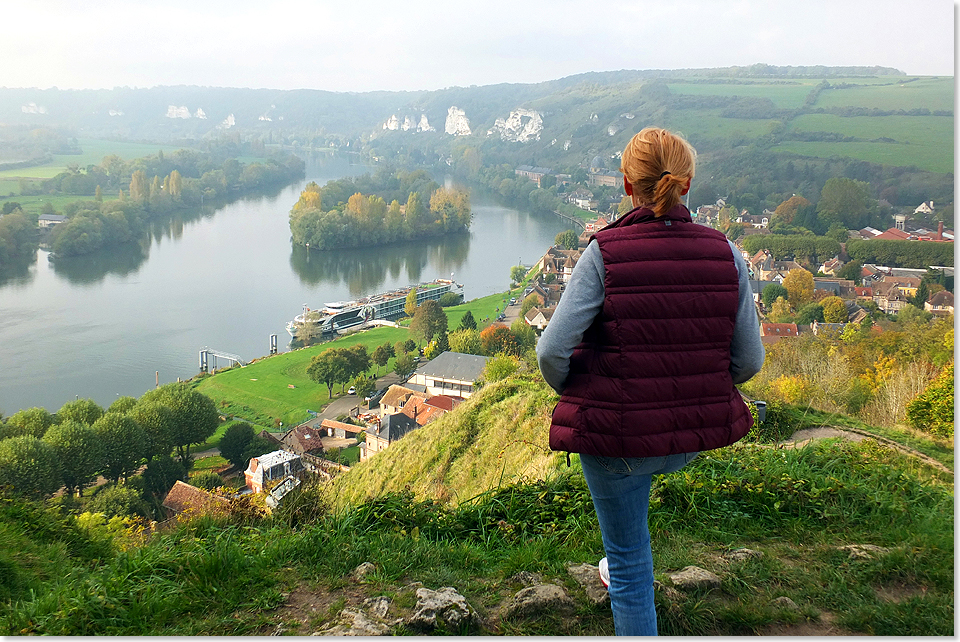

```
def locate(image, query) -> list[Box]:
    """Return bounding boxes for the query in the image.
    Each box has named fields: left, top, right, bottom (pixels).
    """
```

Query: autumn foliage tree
left=782, top=268, right=815, bottom=311
left=480, top=324, right=522, bottom=356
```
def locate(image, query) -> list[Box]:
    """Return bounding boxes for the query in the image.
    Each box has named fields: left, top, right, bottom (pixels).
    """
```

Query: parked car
left=348, top=386, right=356, bottom=395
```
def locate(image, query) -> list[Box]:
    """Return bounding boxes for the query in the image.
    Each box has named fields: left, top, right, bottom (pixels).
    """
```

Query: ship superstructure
left=286, top=279, right=463, bottom=337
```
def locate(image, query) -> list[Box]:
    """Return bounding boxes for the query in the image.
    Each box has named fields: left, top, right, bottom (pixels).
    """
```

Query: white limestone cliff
left=445, top=107, right=471, bottom=136
left=165, top=105, right=191, bottom=119
left=383, top=114, right=400, bottom=130
left=195, top=108, right=207, bottom=119
left=21, top=103, right=47, bottom=114
left=418, top=114, right=435, bottom=132
left=487, top=108, right=543, bottom=143
left=216, top=114, right=236, bottom=129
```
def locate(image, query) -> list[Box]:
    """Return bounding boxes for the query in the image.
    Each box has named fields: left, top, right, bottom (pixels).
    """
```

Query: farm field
left=783, top=114, right=953, bottom=173
left=666, top=81, right=814, bottom=109
left=0, top=138, right=189, bottom=181
left=816, top=77, right=954, bottom=111
left=664, top=110, right=780, bottom=141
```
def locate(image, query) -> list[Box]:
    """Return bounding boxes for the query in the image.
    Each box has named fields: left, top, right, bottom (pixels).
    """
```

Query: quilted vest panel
left=549, top=205, right=753, bottom=458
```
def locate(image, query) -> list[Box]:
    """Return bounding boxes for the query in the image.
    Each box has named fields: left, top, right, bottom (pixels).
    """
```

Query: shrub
left=87, top=485, right=150, bottom=519
left=190, top=471, right=224, bottom=490
left=906, top=363, right=954, bottom=438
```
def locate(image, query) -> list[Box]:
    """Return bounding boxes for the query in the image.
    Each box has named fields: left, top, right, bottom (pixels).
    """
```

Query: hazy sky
left=3, top=0, right=955, bottom=92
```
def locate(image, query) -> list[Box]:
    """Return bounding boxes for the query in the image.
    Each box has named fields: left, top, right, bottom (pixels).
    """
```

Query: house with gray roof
left=407, top=351, right=488, bottom=398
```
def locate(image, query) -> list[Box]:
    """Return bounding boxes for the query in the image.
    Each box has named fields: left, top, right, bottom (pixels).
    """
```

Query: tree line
left=0, top=150, right=304, bottom=262
left=0, top=383, right=227, bottom=517
left=289, top=169, right=472, bottom=250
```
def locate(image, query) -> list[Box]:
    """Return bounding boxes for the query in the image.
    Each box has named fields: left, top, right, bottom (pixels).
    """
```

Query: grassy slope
left=0, top=373, right=952, bottom=636
left=332, top=375, right=563, bottom=508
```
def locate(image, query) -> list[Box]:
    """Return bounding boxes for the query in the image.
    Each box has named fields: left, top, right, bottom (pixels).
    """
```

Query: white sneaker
left=598, top=557, right=609, bottom=588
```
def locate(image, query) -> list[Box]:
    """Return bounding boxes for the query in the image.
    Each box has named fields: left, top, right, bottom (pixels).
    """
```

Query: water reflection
left=289, top=232, right=471, bottom=297
left=51, top=240, right=150, bottom=284
left=0, top=254, right=37, bottom=288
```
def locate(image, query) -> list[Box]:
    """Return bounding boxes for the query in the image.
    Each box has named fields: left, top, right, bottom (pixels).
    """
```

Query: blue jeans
left=580, top=452, right=699, bottom=636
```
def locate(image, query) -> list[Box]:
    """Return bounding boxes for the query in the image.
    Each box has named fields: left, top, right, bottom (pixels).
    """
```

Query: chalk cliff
left=487, top=108, right=542, bottom=142
left=444, top=107, right=471, bottom=136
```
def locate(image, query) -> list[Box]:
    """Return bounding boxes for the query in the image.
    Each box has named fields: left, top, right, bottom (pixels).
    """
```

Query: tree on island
left=289, top=171, right=471, bottom=250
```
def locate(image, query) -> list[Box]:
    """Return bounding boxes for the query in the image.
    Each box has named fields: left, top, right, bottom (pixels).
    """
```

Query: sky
left=2, top=0, right=955, bottom=92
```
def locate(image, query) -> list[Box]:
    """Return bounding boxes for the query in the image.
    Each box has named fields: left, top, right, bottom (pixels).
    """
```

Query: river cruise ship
left=285, top=279, right=463, bottom=338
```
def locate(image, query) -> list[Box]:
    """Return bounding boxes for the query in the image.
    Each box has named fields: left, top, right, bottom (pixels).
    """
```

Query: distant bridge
left=199, top=348, right=246, bottom=373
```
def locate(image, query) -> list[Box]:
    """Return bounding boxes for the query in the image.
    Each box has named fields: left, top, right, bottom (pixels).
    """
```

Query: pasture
left=0, top=138, right=188, bottom=181
left=815, top=77, right=954, bottom=112
left=666, top=81, right=814, bottom=109
left=664, top=109, right=781, bottom=140
left=783, top=113, right=953, bottom=173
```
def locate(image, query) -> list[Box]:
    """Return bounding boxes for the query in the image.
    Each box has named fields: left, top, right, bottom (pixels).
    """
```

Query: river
left=0, top=154, right=571, bottom=415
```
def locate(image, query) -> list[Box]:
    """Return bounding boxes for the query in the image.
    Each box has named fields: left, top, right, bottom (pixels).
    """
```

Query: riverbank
left=193, top=290, right=521, bottom=429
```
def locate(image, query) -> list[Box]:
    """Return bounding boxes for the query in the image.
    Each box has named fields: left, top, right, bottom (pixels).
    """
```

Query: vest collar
left=602, top=204, right=693, bottom=231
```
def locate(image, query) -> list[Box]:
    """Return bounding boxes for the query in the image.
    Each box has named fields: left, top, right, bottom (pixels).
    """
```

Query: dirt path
left=781, top=426, right=953, bottom=475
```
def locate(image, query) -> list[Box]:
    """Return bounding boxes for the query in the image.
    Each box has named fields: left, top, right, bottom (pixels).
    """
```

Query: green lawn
left=196, top=326, right=411, bottom=428
left=193, top=292, right=515, bottom=428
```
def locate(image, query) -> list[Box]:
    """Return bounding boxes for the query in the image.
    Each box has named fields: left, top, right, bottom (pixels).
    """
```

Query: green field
left=193, top=291, right=517, bottom=427
left=0, top=138, right=189, bottom=181
left=816, top=77, right=954, bottom=111
left=780, top=113, right=954, bottom=173
left=666, top=82, right=815, bottom=109
left=664, top=109, right=781, bottom=140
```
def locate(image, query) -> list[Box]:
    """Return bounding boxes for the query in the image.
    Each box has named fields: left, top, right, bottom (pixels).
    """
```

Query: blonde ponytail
left=620, top=128, right=696, bottom=217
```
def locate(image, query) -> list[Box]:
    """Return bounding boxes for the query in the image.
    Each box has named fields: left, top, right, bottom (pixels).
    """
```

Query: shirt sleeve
left=536, top=240, right=606, bottom=394
left=727, top=240, right=766, bottom=384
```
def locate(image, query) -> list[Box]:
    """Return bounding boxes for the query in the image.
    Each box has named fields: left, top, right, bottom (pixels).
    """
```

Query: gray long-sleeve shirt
left=536, top=239, right=765, bottom=395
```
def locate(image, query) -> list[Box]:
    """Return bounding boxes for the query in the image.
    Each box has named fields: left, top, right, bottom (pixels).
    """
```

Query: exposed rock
left=723, top=548, right=764, bottom=562
left=445, top=107, right=472, bottom=136
left=487, top=108, right=543, bottom=142
left=566, top=563, right=609, bottom=605
left=503, top=583, right=575, bottom=619
left=166, top=105, right=192, bottom=119
left=363, top=596, right=392, bottom=618
left=353, top=561, right=376, bottom=580
left=315, top=608, right=391, bottom=636
left=667, top=566, right=722, bottom=590
left=406, top=586, right=477, bottom=632
left=383, top=114, right=400, bottom=131
left=653, top=580, right=685, bottom=602
left=417, top=114, right=435, bottom=132
left=838, top=544, right=891, bottom=560
left=508, top=571, right=543, bottom=586
left=216, top=114, right=235, bottom=130
left=771, top=596, right=801, bottom=611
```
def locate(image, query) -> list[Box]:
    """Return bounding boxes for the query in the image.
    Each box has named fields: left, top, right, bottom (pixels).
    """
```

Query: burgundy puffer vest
left=549, top=204, right=753, bottom=458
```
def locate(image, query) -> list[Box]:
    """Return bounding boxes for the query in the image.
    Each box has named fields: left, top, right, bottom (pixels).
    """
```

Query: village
left=162, top=163, right=953, bottom=521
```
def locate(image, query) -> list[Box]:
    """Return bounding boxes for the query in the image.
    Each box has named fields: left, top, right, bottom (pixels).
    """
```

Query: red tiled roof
left=760, top=323, right=799, bottom=337
left=162, top=481, right=229, bottom=516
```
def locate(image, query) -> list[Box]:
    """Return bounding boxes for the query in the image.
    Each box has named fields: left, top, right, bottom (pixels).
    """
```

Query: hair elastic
left=659, top=171, right=672, bottom=179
